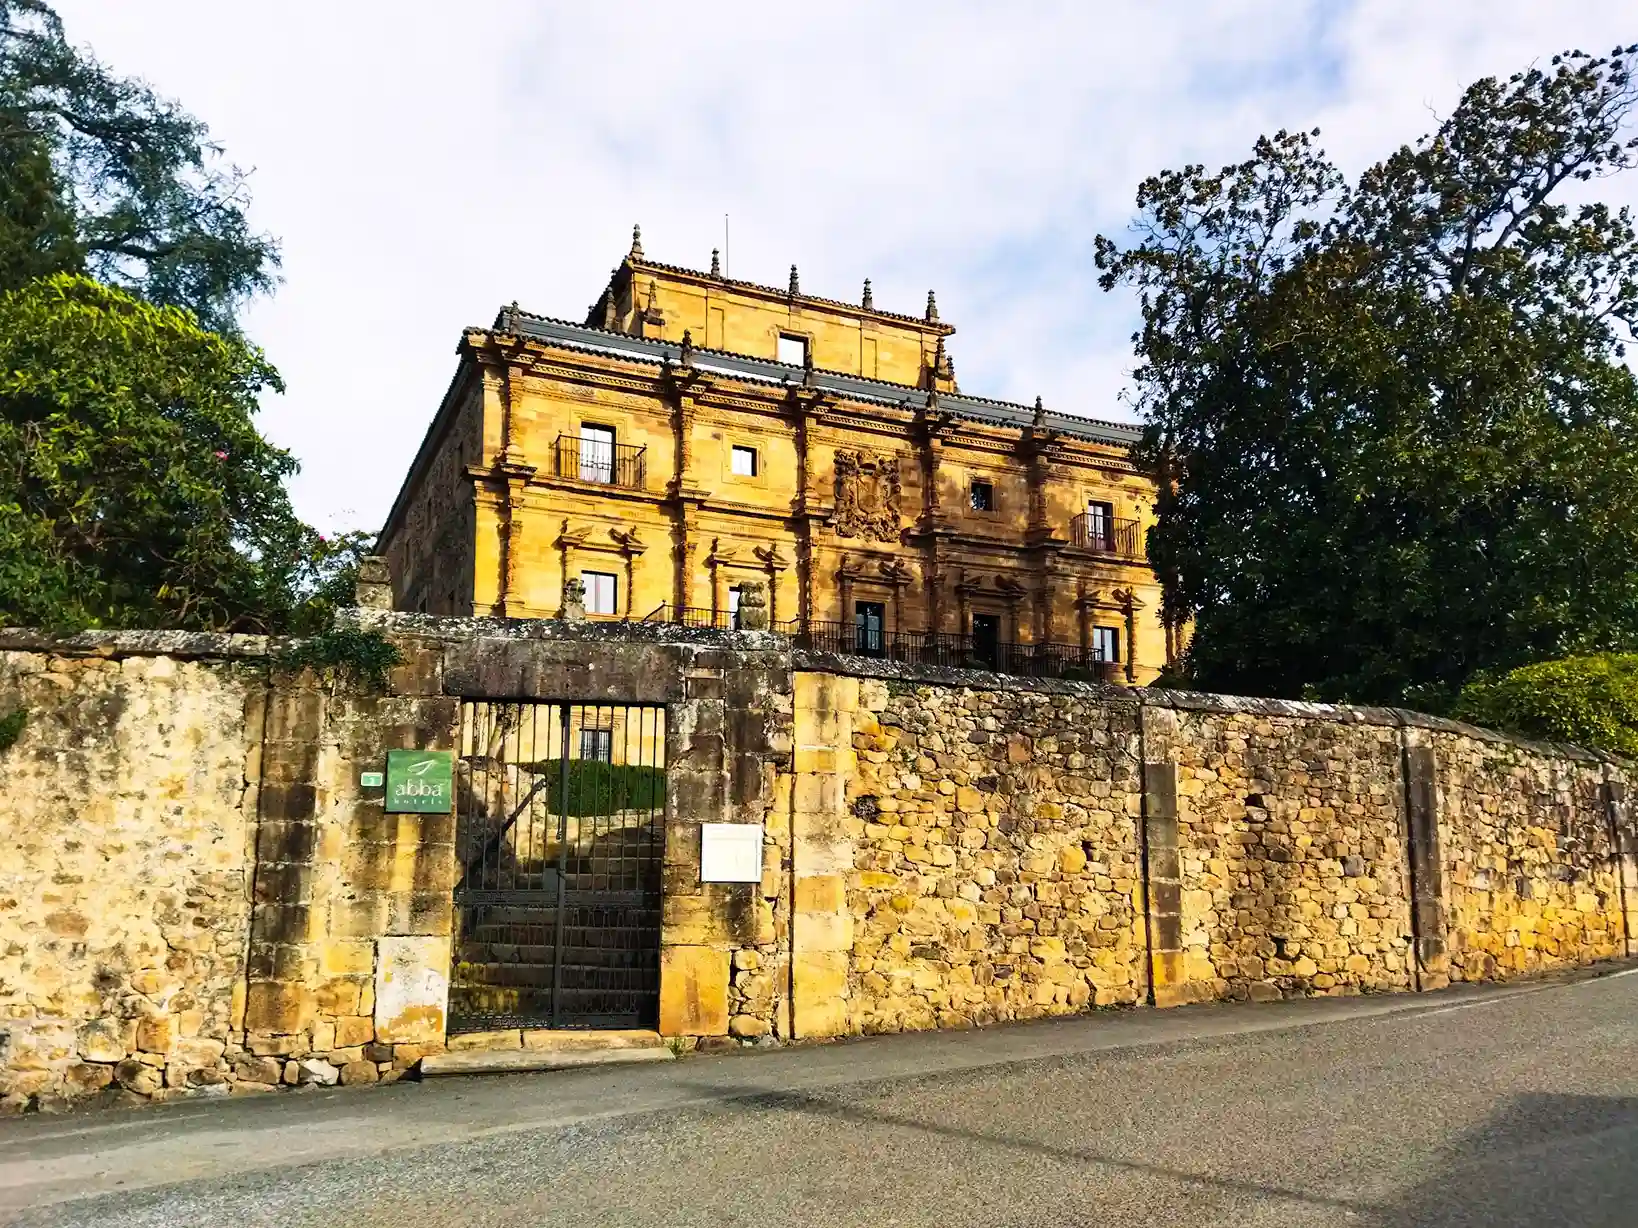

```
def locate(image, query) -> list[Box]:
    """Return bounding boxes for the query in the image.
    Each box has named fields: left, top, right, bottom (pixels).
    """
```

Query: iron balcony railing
left=787, top=620, right=1123, bottom=683
left=634, top=607, right=1124, bottom=682
left=555, top=435, right=647, bottom=490
left=1070, top=513, right=1142, bottom=558
left=641, top=604, right=744, bottom=630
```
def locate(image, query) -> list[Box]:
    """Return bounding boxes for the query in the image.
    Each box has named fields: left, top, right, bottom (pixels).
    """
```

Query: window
left=855, top=601, right=885, bottom=656
left=579, top=727, right=612, bottom=762
left=582, top=570, right=617, bottom=616
left=728, top=585, right=743, bottom=629
left=579, top=424, right=615, bottom=483
left=777, top=333, right=808, bottom=366
left=731, top=445, right=758, bottom=477
left=970, top=479, right=994, bottom=512
left=1086, top=500, right=1114, bottom=549
left=1092, top=625, right=1120, bottom=663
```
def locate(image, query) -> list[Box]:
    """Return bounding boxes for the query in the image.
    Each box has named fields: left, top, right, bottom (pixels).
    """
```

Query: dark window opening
left=970, top=480, right=994, bottom=512
left=972, top=613, right=1001, bottom=667
left=579, top=727, right=613, bottom=762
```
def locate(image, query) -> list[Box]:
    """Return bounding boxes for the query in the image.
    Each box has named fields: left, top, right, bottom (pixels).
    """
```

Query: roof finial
left=789, top=264, right=801, bottom=296
left=629, top=224, right=644, bottom=261
left=1033, top=395, right=1046, bottom=428
left=710, top=248, right=721, bottom=277
left=925, top=289, right=939, bottom=323
left=505, top=299, right=519, bottom=332
left=862, top=278, right=874, bottom=310
left=680, top=329, right=694, bottom=367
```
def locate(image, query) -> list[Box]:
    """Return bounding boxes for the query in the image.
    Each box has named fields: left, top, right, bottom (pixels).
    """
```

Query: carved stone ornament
left=736, top=580, right=770, bottom=631
left=559, top=576, right=587, bottom=622
left=834, top=450, right=902, bottom=542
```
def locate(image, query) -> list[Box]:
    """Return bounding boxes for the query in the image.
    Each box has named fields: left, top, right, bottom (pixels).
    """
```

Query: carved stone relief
left=834, top=450, right=902, bottom=542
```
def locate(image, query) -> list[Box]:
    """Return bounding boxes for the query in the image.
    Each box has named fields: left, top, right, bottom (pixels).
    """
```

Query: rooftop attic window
left=777, top=334, right=808, bottom=367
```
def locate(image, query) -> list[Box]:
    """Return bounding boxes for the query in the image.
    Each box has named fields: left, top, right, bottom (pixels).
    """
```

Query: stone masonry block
left=792, top=949, right=849, bottom=1039
left=244, top=982, right=315, bottom=1035
left=795, top=874, right=846, bottom=915
left=659, top=946, right=730, bottom=1037
left=374, top=935, right=449, bottom=1044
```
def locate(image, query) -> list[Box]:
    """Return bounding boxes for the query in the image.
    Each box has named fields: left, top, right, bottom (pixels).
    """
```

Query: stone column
left=1402, top=735, right=1449, bottom=991
left=243, top=678, right=327, bottom=1054
left=789, top=672, right=859, bottom=1039
left=1606, top=774, right=1637, bottom=958
left=1142, top=759, right=1186, bottom=1007
left=496, top=466, right=534, bottom=619
left=354, top=557, right=394, bottom=611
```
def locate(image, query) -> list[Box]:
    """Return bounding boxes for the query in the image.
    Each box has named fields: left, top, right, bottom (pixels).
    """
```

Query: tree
left=0, top=0, right=278, bottom=333
left=1453, top=654, right=1638, bottom=757
left=1098, top=46, right=1638, bottom=708
left=0, top=273, right=310, bottom=631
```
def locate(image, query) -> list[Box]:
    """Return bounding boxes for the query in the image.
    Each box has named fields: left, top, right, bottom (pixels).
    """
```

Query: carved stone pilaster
left=496, top=461, right=536, bottom=618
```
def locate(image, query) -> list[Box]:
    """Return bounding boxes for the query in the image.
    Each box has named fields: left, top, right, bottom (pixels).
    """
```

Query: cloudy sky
left=49, top=2, right=1638, bottom=534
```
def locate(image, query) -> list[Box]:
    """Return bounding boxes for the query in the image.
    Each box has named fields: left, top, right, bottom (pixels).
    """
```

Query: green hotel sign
left=384, top=749, right=454, bottom=814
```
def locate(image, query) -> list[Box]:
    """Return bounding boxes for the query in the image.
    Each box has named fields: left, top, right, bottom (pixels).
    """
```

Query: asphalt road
left=4, top=968, right=1637, bottom=1227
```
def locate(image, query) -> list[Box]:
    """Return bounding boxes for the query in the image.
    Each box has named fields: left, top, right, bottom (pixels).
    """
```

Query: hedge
left=1452, top=653, right=1638, bottom=758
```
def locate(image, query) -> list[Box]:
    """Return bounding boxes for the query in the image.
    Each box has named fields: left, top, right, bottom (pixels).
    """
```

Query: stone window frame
left=1091, top=624, right=1121, bottom=663
left=728, top=442, right=762, bottom=483
left=969, top=477, right=996, bottom=515
left=581, top=568, right=619, bottom=616
left=776, top=332, right=810, bottom=367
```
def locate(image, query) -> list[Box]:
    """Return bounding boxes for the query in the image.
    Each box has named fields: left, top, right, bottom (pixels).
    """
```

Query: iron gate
left=449, top=701, right=667, bottom=1032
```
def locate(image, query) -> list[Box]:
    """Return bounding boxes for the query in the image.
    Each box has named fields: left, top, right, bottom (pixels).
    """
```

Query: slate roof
left=484, top=308, right=1142, bottom=447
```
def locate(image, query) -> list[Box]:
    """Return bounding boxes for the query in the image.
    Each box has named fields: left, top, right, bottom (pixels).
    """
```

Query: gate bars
left=448, top=701, right=667, bottom=1031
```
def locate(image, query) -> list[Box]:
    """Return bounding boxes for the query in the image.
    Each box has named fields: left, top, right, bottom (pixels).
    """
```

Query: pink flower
left=214, top=450, right=228, bottom=459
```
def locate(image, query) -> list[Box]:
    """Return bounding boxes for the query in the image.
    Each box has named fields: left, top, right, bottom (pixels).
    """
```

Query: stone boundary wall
left=2, top=621, right=1636, bottom=1112
left=785, top=652, right=1638, bottom=1036
left=0, top=618, right=793, bottom=1112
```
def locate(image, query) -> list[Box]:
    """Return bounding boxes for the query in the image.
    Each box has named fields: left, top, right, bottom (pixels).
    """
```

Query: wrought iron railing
left=614, top=608, right=1125, bottom=682
left=640, top=604, right=743, bottom=630
left=554, top=435, right=647, bottom=489
left=1070, top=513, right=1142, bottom=558
left=787, top=620, right=1122, bottom=682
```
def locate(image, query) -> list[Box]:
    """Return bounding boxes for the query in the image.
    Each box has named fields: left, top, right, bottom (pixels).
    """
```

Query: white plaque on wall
left=700, top=823, right=764, bottom=884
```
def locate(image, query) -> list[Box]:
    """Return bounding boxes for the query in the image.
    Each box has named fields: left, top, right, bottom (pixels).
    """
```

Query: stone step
left=523, top=1028, right=665, bottom=1052
left=420, top=1045, right=672, bottom=1077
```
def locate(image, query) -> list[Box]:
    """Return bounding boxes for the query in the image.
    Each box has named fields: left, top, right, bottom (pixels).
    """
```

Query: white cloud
left=48, top=0, right=1638, bottom=532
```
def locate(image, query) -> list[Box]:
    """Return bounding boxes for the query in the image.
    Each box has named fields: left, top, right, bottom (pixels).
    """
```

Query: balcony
left=1070, top=513, right=1142, bottom=559
left=554, top=435, right=647, bottom=490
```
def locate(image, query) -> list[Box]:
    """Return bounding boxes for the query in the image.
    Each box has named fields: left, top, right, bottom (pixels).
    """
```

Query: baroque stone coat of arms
left=834, top=450, right=902, bottom=542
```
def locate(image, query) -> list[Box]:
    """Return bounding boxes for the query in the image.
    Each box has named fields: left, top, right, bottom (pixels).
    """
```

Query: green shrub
left=274, top=628, right=401, bottom=690
left=0, top=707, right=26, bottom=752
left=521, top=759, right=667, bottom=816
left=1452, top=653, right=1638, bottom=757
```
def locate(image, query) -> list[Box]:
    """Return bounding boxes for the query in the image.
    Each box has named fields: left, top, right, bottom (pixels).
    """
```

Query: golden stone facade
left=379, top=228, right=1175, bottom=681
